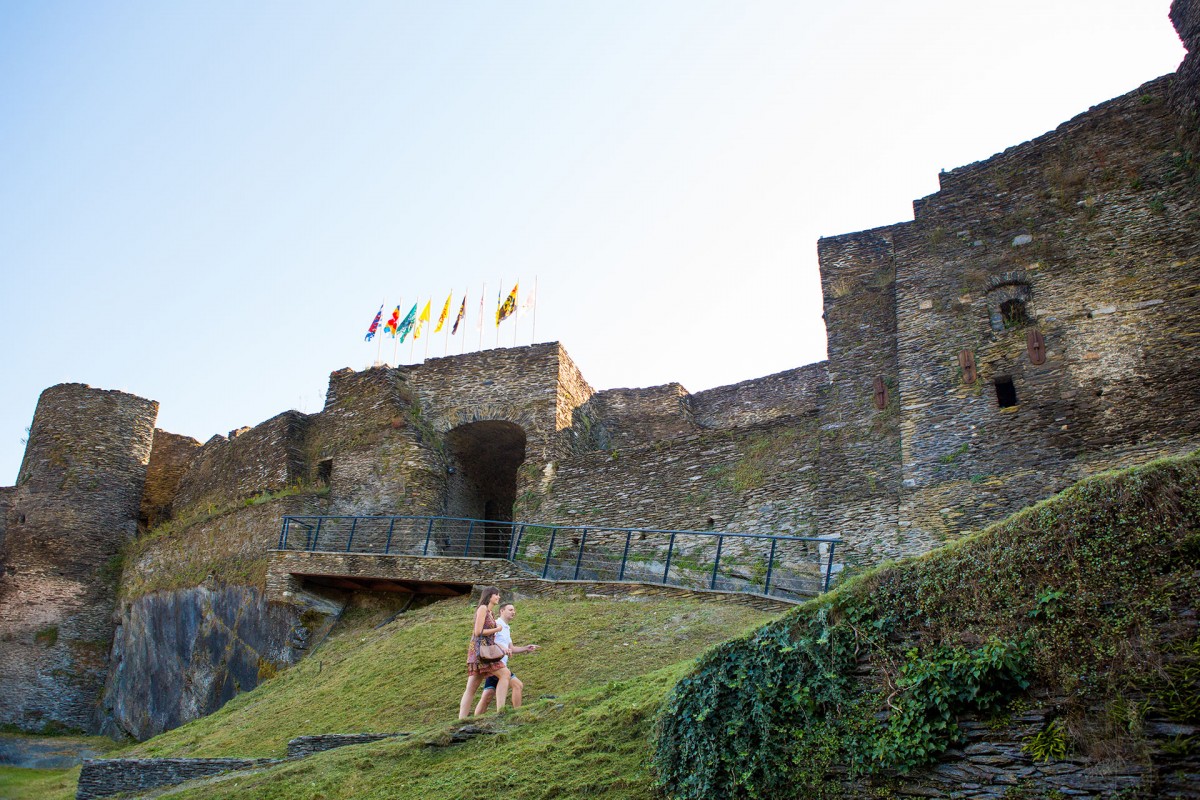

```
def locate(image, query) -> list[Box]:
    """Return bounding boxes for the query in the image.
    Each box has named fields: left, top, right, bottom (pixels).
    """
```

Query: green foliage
left=1022, top=718, right=1069, bottom=762
left=939, top=442, right=970, bottom=464
left=1028, top=588, right=1065, bottom=621
left=873, top=639, right=1029, bottom=771
left=34, top=626, right=58, bottom=647
left=653, top=451, right=1200, bottom=799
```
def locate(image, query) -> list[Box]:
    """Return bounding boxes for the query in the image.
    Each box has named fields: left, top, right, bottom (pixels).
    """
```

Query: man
left=473, top=602, right=539, bottom=715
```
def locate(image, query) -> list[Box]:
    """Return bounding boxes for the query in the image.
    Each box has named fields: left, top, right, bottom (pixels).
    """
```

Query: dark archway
left=444, top=421, right=527, bottom=558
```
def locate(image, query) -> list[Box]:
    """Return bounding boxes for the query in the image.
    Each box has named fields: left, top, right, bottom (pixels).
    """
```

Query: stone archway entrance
left=444, top=421, right=527, bottom=558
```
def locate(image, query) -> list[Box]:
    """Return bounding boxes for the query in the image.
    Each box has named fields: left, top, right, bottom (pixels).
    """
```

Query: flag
left=451, top=294, right=467, bottom=335
left=384, top=305, right=401, bottom=337
left=520, top=284, right=536, bottom=318
left=364, top=304, right=383, bottom=341
left=414, top=300, right=431, bottom=339
left=434, top=292, right=453, bottom=333
left=496, top=282, right=518, bottom=325
left=396, top=303, right=418, bottom=342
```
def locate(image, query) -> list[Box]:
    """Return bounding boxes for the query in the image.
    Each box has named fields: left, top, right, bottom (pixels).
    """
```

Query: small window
left=994, top=376, right=1017, bottom=408
left=317, top=459, right=333, bottom=485
left=1000, top=299, right=1028, bottom=329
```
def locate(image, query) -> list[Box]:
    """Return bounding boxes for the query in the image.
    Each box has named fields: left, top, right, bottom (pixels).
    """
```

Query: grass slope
left=125, top=596, right=777, bottom=760
left=0, top=765, right=80, bottom=800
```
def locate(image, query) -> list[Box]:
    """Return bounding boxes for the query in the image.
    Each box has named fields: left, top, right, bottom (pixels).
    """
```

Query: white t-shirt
left=494, top=618, right=512, bottom=665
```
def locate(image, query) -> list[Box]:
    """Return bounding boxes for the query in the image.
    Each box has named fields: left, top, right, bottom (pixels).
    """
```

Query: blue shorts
left=483, top=671, right=514, bottom=690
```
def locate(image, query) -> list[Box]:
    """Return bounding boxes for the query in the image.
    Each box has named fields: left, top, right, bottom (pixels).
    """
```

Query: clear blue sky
left=0, top=0, right=1185, bottom=482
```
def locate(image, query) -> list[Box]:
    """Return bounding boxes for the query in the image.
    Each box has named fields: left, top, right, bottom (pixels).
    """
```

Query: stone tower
left=0, top=384, right=157, bottom=732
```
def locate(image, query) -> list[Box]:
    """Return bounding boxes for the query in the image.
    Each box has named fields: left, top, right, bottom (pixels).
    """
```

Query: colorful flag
left=384, top=305, right=401, bottom=337
left=414, top=300, right=431, bottom=339
left=434, top=292, right=453, bottom=333
left=396, top=303, right=418, bottom=342
left=496, top=282, right=518, bottom=325
left=364, top=304, right=383, bottom=341
left=451, top=294, right=467, bottom=335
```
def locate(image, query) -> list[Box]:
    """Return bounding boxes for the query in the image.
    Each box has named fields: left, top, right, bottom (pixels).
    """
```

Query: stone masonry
left=0, top=1, right=1198, bottom=738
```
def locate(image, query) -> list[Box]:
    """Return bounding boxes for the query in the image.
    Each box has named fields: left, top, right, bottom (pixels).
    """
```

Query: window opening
left=317, top=459, right=333, bottom=485
left=994, top=376, right=1017, bottom=408
left=1000, top=299, right=1028, bottom=329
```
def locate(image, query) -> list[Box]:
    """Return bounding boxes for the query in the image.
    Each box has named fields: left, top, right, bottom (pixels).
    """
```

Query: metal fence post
left=710, top=534, right=725, bottom=590
left=662, top=533, right=676, bottom=584
left=763, top=538, right=777, bottom=596
left=573, top=530, right=588, bottom=580
left=278, top=517, right=290, bottom=549
left=618, top=531, right=632, bottom=581
left=510, top=524, right=526, bottom=561
left=822, top=541, right=837, bottom=593
left=464, top=520, right=475, bottom=557
left=311, top=518, right=323, bottom=551
left=542, top=528, right=557, bottom=579
left=423, top=518, right=436, bottom=555
left=384, top=517, right=396, bottom=555
left=345, top=518, right=358, bottom=552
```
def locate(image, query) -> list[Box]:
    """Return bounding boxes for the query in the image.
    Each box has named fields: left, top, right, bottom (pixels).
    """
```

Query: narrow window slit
left=995, top=376, right=1018, bottom=408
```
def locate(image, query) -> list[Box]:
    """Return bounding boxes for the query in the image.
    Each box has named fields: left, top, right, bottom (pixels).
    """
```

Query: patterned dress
left=467, top=608, right=505, bottom=677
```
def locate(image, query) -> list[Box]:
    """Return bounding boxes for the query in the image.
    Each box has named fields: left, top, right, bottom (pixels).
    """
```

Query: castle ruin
left=2, top=0, right=1198, bottom=739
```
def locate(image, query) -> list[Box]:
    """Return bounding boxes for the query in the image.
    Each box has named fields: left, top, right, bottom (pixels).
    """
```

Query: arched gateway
left=443, top=420, right=527, bottom=558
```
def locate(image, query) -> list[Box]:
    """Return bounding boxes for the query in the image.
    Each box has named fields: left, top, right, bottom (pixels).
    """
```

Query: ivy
left=653, top=452, right=1200, bottom=800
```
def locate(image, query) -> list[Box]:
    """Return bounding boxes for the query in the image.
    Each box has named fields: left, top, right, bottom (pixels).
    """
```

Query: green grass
left=160, top=665, right=688, bottom=800
left=122, top=596, right=778, bottom=760
left=0, top=765, right=80, bottom=800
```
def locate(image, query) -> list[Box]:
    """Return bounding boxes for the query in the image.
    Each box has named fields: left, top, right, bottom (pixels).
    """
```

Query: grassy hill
left=4, top=451, right=1197, bottom=799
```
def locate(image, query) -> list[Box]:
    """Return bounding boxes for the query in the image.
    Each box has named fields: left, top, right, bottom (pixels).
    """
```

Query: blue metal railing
left=278, top=514, right=840, bottom=599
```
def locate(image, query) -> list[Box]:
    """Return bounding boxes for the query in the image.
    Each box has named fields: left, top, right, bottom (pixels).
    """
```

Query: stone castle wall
left=1, top=1, right=1197, bottom=740
left=0, top=385, right=158, bottom=732
left=812, top=227, right=905, bottom=566
left=139, top=430, right=199, bottom=530
left=892, top=72, right=1200, bottom=550
left=172, top=411, right=309, bottom=519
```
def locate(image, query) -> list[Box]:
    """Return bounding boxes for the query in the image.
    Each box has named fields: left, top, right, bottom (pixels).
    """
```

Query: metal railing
left=278, top=515, right=840, bottom=600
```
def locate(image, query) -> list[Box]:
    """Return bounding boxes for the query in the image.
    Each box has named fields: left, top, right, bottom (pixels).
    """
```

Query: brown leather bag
left=477, top=637, right=506, bottom=663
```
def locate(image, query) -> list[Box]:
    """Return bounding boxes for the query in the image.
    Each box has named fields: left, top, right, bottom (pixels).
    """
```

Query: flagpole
left=376, top=299, right=384, bottom=365
left=409, top=300, right=418, bottom=363
left=495, top=277, right=502, bottom=348
left=478, top=282, right=486, bottom=352
left=443, top=294, right=449, bottom=358
left=423, top=316, right=430, bottom=362
left=392, top=297, right=402, bottom=366
left=513, top=279, right=519, bottom=347
left=462, top=288, right=468, bottom=355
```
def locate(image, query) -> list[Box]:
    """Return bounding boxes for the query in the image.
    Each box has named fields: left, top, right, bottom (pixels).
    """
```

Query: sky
left=0, top=0, right=1186, bottom=483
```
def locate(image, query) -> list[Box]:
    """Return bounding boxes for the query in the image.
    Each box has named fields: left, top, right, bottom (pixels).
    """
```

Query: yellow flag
left=414, top=300, right=431, bottom=339
left=434, top=292, right=453, bottom=333
left=496, top=282, right=518, bottom=325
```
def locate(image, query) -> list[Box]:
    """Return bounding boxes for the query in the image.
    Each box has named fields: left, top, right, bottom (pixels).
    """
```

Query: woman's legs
left=494, top=667, right=512, bottom=712
left=458, top=674, right=484, bottom=720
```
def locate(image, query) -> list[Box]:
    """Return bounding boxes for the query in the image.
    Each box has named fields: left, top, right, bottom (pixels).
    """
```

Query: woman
left=458, top=585, right=512, bottom=719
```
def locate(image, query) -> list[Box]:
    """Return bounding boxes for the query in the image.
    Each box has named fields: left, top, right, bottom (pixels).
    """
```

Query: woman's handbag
left=477, top=637, right=506, bottom=663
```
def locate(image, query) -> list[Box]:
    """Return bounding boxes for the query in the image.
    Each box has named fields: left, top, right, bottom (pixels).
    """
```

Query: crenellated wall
left=171, top=411, right=310, bottom=519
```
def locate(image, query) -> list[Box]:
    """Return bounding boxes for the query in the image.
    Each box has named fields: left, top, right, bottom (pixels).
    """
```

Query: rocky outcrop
left=100, top=585, right=318, bottom=740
